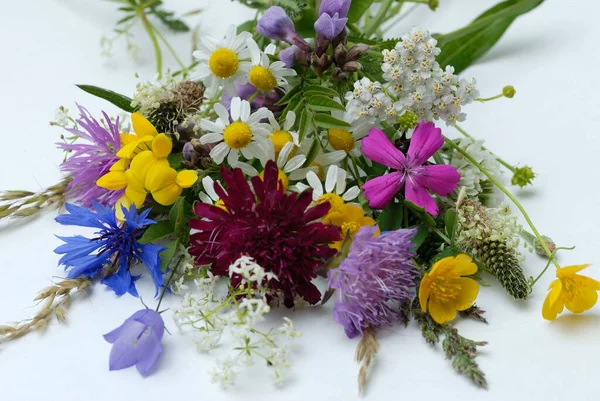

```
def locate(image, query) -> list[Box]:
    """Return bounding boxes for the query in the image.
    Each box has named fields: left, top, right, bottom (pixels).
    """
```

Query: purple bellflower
left=257, top=6, right=311, bottom=51
left=328, top=226, right=419, bottom=339
left=104, top=309, right=165, bottom=377
left=361, top=122, right=460, bottom=216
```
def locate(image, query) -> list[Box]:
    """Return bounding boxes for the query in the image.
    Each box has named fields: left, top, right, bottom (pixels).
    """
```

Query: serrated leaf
left=76, top=85, right=134, bottom=113
left=303, top=85, right=340, bottom=98
left=150, top=7, right=190, bottom=33
left=313, top=114, right=351, bottom=129
left=306, top=95, right=346, bottom=112
left=297, top=108, right=312, bottom=143
left=301, top=138, right=321, bottom=168
left=436, top=0, right=544, bottom=73
left=348, top=0, right=374, bottom=23
left=160, top=239, right=179, bottom=272
left=139, top=220, right=175, bottom=244
left=377, top=201, right=403, bottom=232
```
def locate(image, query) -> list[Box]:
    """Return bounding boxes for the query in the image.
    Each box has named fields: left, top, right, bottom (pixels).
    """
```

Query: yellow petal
left=557, top=264, right=592, bottom=278
left=152, top=183, right=182, bottom=206
left=339, top=204, right=365, bottom=222
left=132, top=112, right=158, bottom=138
left=428, top=298, right=457, bottom=324
left=109, top=158, right=130, bottom=172
left=146, top=164, right=177, bottom=193
left=451, top=254, right=478, bottom=276
left=125, top=186, right=146, bottom=207
left=96, top=171, right=128, bottom=190
left=324, top=210, right=347, bottom=227
left=454, top=277, right=479, bottom=311
left=542, top=279, right=563, bottom=320
left=151, top=133, right=173, bottom=159
left=565, top=281, right=598, bottom=314
left=175, top=170, right=199, bottom=188
left=115, top=195, right=132, bottom=222
left=129, top=150, right=157, bottom=184
left=120, top=133, right=138, bottom=146
left=329, top=240, right=342, bottom=251
left=418, top=275, right=431, bottom=312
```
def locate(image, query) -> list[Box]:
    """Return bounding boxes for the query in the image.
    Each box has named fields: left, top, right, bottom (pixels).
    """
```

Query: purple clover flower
left=257, top=6, right=311, bottom=51
left=319, top=0, right=352, bottom=18
left=104, top=309, right=165, bottom=377
left=57, top=105, right=123, bottom=208
left=327, top=226, right=419, bottom=339
left=314, top=12, right=348, bottom=40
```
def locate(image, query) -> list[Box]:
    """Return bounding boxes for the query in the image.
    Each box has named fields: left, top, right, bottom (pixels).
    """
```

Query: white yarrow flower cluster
left=344, top=77, right=398, bottom=123
left=381, top=28, right=479, bottom=125
left=131, top=74, right=182, bottom=116
left=451, top=137, right=504, bottom=207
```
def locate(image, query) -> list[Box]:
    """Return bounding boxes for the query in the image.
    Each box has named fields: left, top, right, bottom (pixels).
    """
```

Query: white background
left=1, top=1, right=599, bottom=400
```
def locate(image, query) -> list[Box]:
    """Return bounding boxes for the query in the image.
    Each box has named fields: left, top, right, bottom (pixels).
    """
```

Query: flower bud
left=279, top=45, right=303, bottom=67
left=428, top=0, right=439, bottom=11
left=511, top=165, right=535, bottom=187
left=535, top=236, right=556, bottom=258
left=342, top=61, right=361, bottom=72
left=333, top=43, right=347, bottom=66
left=346, top=43, right=370, bottom=61
left=503, top=85, right=516, bottom=98
left=397, top=111, right=418, bottom=132
left=257, top=6, right=311, bottom=52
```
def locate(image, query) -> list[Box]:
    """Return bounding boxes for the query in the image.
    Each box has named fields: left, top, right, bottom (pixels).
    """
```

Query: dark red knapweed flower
left=189, top=160, right=341, bottom=307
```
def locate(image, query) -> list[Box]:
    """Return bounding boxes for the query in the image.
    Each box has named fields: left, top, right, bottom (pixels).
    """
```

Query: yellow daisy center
left=249, top=65, right=277, bottom=92
left=209, top=48, right=239, bottom=78
left=269, top=130, right=294, bottom=154
left=259, top=168, right=289, bottom=191
left=223, top=122, right=252, bottom=150
left=430, top=275, right=461, bottom=303
left=309, top=161, right=325, bottom=180
left=318, top=193, right=345, bottom=213
left=328, top=129, right=355, bottom=152
left=340, top=221, right=362, bottom=238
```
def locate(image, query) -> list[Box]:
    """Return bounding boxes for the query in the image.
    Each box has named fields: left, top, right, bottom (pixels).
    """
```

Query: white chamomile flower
left=296, top=165, right=360, bottom=212
left=325, top=109, right=374, bottom=157
left=288, top=138, right=347, bottom=181
left=267, top=111, right=300, bottom=157
left=193, top=25, right=252, bottom=96
left=200, top=97, right=273, bottom=166
left=247, top=41, right=297, bottom=93
left=198, top=176, right=226, bottom=209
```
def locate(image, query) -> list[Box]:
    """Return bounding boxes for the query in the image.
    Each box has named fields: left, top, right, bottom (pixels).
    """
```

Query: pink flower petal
left=362, top=172, right=404, bottom=209
left=407, top=121, right=444, bottom=166
left=416, top=164, right=461, bottom=196
left=405, top=177, right=439, bottom=216
left=361, top=128, right=406, bottom=170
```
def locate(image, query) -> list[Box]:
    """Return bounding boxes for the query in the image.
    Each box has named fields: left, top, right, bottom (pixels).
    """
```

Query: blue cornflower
left=54, top=202, right=165, bottom=297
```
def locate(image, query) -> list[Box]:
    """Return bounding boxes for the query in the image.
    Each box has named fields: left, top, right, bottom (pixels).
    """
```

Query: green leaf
left=117, top=14, right=136, bottom=25
left=404, top=200, right=437, bottom=227
left=139, top=220, right=174, bottom=244
left=160, top=239, right=179, bottom=272
left=303, top=85, right=340, bottom=98
left=348, top=0, right=374, bottom=23
left=430, top=247, right=462, bottom=265
left=237, top=19, right=256, bottom=34
left=306, top=95, right=346, bottom=112
left=149, top=7, right=190, bottom=33
left=76, top=85, right=134, bottom=113
left=410, top=224, right=429, bottom=251
left=297, top=108, right=312, bottom=143
left=377, top=201, right=403, bottom=232
left=168, top=153, right=184, bottom=169
left=436, top=0, right=544, bottom=73
left=276, top=84, right=302, bottom=106
left=445, top=209, right=458, bottom=240
left=313, top=114, right=351, bottom=129
left=281, top=93, right=303, bottom=121
left=168, top=197, right=190, bottom=238
left=301, top=138, right=321, bottom=168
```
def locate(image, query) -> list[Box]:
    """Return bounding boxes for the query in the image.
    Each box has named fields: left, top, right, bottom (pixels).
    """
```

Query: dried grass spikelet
left=355, top=326, right=380, bottom=395
left=0, top=277, right=91, bottom=344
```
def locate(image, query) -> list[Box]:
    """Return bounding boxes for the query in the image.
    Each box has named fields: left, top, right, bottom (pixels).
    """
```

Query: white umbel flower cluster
left=381, top=28, right=479, bottom=125
left=131, top=74, right=182, bottom=116
left=344, top=77, right=398, bottom=123
left=451, top=137, right=504, bottom=207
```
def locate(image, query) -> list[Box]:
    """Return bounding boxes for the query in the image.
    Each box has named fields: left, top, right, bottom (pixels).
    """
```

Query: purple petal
left=279, top=45, right=302, bottom=67
left=257, top=6, right=296, bottom=42
left=130, top=309, right=165, bottom=340
left=103, top=320, right=136, bottom=344
left=404, top=178, right=439, bottom=216
left=361, top=128, right=406, bottom=169
left=362, top=172, right=404, bottom=209
left=107, top=321, right=147, bottom=371
left=314, top=13, right=347, bottom=40
left=332, top=302, right=362, bottom=339
left=319, top=0, right=351, bottom=18
left=416, top=164, right=460, bottom=196
left=135, top=339, right=163, bottom=377
left=407, top=121, right=444, bottom=166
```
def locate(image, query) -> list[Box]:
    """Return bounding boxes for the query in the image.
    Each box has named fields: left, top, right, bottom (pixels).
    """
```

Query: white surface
left=1, top=1, right=599, bottom=400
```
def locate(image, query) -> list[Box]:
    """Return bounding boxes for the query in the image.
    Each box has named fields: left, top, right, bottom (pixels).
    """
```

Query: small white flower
left=210, top=357, right=238, bottom=388
left=298, top=165, right=360, bottom=210
left=247, top=41, right=297, bottom=93
left=193, top=25, right=253, bottom=96
left=198, top=176, right=223, bottom=205
left=200, top=97, right=274, bottom=165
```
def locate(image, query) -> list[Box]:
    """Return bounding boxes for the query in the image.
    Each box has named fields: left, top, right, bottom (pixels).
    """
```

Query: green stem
left=529, top=247, right=575, bottom=288
left=476, top=94, right=504, bottom=102
left=247, top=90, right=260, bottom=103
left=454, top=125, right=516, bottom=173
left=153, top=24, right=187, bottom=73
left=444, top=136, right=560, bottom=270
left=365, top=0, right=395, bottom=37
left=156, top=255, right=184, bottom=312
left=137, top=7, right=163, bottom=79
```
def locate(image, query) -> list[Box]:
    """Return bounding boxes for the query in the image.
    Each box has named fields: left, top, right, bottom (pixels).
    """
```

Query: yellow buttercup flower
left=146, top=164, right=198, bottom=206
left=324, top=204, right=378, bottom=251
left=542, top=264, right=600, bottom=320
left=419, top=254, right=479, bottom=324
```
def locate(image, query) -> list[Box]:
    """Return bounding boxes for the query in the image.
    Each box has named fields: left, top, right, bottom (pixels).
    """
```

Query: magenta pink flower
left=361, top=121, right=460, bottom=216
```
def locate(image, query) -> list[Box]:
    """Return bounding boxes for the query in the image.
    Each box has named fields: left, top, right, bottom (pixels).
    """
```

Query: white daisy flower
left=325, top=109, right=374, bottom=157
left=247, top=41, right=297, bottom=93
left=193, top=25, right=252, bottom=96
left=287, top=137, right=347, bottom=181
left=199, top=97, right=274, bottom=166
left=295, top=165, right=360, bottom=212
left=198, top=176, right=221, bottom=205
left=267, top=111, right=300, bottom=157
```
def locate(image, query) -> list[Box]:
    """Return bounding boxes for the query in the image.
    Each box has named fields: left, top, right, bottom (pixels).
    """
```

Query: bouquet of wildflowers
left=3, top=0, right=599, bottom=393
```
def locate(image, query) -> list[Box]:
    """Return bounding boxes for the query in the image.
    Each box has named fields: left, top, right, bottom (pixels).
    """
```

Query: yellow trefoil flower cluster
left=321, top=197, right=378, bottom=251
left=97, top=113, right=198, bottom=208
left=542, top=264, right=600, bottom=320
left=419, top=254, right=480, bottom=324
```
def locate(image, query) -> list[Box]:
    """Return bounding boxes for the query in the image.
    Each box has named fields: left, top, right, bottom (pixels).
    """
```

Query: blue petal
left=102, top=265, right=139, bottom=297
left=138, top=243, right=165, bottom=296
left=55, top=203, right=105, bottom=229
